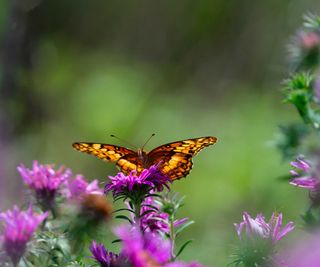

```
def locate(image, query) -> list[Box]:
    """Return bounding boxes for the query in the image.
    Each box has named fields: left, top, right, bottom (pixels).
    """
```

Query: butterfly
left=72, top=136, right=217, bottom=180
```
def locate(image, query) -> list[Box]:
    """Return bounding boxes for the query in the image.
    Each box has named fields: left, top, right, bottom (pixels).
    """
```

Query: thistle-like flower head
left=17, top=161, right=71, bottom=209
left=90, top=241, right=118, bottom=267
left=105, top=164, right=170, bottom=203
left=0, top=205, right=48, bottom=266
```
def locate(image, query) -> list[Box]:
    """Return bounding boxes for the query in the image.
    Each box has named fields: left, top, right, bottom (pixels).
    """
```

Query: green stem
left=169, top=214, right=176, bottom=260
left=134, top=201, right=142, bottom=229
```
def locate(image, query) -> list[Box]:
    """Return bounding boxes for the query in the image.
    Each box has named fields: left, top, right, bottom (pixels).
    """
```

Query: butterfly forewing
left=147, top=136, right=217, bottom=180
left=72, top=142, right=136, bottom=162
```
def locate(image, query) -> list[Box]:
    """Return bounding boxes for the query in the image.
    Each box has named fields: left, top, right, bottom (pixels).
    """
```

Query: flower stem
left=169, top=214, right=176, bottom=260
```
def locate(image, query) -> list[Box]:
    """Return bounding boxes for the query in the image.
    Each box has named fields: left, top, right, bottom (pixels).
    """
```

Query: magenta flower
left=115, top=225, right=171, bottom=267
left=289, top=157, right=320, bottom=190
left=140, top=197, right=189, bottom=234
left=65, top=175, right=103, bottom=200
left=0, top=205, right=48, bottom=266
left=17, top=161, right=71, bottom=209
left=165, top=262, right=206, bottom=267
left=89, top=241, right=118, bottom=267
left=234, top=212, right=294, bottom=245
left=105, top=164, right=170, bottom=201
left=277, top=231, right=320, bottom=267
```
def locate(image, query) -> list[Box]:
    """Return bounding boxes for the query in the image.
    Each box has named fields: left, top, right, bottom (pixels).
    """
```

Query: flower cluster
left=105, top=163, right=170, bottom=201
left=234, top=212, right=294, bottom=245
left=290, top=157, right=320, bottom=190
left=0, top=206, right=48, bottom=266
left=18, top=161, right=71, bottom=209
left=90, top=225, right=204, bottom=267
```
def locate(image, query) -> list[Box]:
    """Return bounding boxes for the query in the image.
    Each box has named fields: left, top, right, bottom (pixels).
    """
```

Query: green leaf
left=112, top=208, right=135, bottom=214
left=115, top=215, right=133, bottom=224
left=176, top=240, right=193, bottom=258
left=112, top=238, right=122, bottom=244
left=176, top=220, right=194, bottom=235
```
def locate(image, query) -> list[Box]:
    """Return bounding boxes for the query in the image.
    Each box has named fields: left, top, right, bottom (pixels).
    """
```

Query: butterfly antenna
left=141, top=133, right=155, bottom=150
left=110, top=134, right=137, bottom=149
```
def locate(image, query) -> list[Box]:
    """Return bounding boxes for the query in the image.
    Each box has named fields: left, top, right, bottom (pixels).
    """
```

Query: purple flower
left=234, top=212, right=294, bottom=245
left=140, top=197, right=189, bottom=234
left=289, top=157, right=320, bottom=190
left=65, top=175, right=103, bottom=200
left=90, top=241, right=118, bottom=267
left=165, top=262, right=206, bottom=267
left=17, top=161, right=71, bottom=209
left=0, top=206, right=48, bottom=266
left=105, top=164, right=170, bottom=200
left=277, top=231, right=320, bottom=267
left=115, top=225, right=171, bottom=267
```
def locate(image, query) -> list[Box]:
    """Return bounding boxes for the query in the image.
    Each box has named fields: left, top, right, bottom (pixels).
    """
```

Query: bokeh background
left=1, top=1, right=320, bottom=265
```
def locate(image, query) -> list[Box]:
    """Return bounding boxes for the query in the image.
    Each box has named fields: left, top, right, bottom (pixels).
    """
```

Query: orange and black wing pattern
left=147, top=136, right=217, bottom=180
left=72, top=142, right=140, bottom=174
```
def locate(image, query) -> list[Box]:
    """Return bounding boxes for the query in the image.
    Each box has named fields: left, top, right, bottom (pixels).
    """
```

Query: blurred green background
left=1, top=1, right=320, bottom=265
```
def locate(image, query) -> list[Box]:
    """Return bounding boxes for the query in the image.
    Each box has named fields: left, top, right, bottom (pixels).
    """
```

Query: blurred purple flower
left=115, top=225, right=171, bottom=267
left=297, top=31, right=320, bottom=50
left=278, top=232, right=320, bottom=267
left=290, top=157, right=320, bottom=190
left=17, top=161, right=71, bottom=209
left=140, top=197, right=189, bottom=234
left=105, top=164, right=170, bottom=199
left=0, top=205, right=48, bottom=266
left=90, top=241, right=118, bottom=267
left=164, top=262, right=206, bottom=267
left=234, top=212, right=294, bottom=245
left=65, top=175, right=103, bottom=200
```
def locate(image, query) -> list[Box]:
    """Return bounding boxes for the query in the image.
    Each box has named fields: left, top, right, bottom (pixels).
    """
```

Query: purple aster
left=0, top=205, right=48, bottom=266
left=234, top=212, right=294, bottom=245
left=105, top=164, right=170, bottom=201
left=89, top=241, right=118, bottom=267
left=65, top=175, right=103, bottom=201
left=164, top=262, right=206, bottom=267
left=289, top=157, right=320, bottom=190
left=277, top=231, right=320, bottom=267
left=17, top=161, right=71, bottom=209
left=140, top=197, right=189, bottom=234
left=115, top=225, right=171, bottom=267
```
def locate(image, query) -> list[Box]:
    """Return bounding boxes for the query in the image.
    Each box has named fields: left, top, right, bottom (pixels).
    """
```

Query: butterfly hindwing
left=72, top=142, right=136, bottom=162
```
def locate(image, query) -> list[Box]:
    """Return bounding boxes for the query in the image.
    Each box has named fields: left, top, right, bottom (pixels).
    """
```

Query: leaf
left=112, top=239, right=122, bottom=244
left=112, top=208, right=135, bottom=214
left=141, top=204, right=159, bottom=211
left=115, top=215, right=133, bottom=224
left=176, top=240, right=193, bottom=258
left=176, top=220, right=194, bottom=235
left=140, top=209, right=156, bottom=217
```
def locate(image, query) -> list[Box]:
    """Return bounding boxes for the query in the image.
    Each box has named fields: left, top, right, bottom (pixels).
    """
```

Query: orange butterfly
left=72, top=136, right=217, bottom=180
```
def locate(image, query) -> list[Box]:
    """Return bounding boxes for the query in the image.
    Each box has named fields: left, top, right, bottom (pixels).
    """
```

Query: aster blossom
left=0, top=205, right=48, bottom=266
left=17, top=161, right=71, bottom=209
left=289, top=156, right=320, bottom=190
left=234, top=212, right=294, bottom=245
left=140, top=197, right=189, bottom=234
left=65, top=174, right=103, bottom=200
left=105, top=163, right=170, bottom=201
left=115, top=225, right=172, bottom=267
left=90, top=241, right=118, bottom=267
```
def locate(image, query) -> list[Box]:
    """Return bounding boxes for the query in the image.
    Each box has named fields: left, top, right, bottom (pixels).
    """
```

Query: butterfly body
left=72, top=136, right=217, bottom=180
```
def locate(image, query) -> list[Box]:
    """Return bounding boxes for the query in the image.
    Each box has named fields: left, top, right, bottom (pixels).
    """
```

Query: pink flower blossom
left=17, top=161, right=71, bottom=208
left=65, top=175, right=103, bottom=200
left=89, top=241, right=118, bottom=267
left=234, top=212, right=294, bottom=245
left=0, top=206, right=48, bottom=266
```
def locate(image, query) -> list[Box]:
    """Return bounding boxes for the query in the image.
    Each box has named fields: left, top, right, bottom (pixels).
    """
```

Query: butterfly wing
left=72, top=142, right=140, bottom=174
left=147, top=136, right=217, bottom=180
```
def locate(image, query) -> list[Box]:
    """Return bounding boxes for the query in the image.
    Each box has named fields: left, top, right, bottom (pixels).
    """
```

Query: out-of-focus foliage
left=1, top=1, right=320, bottom=265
